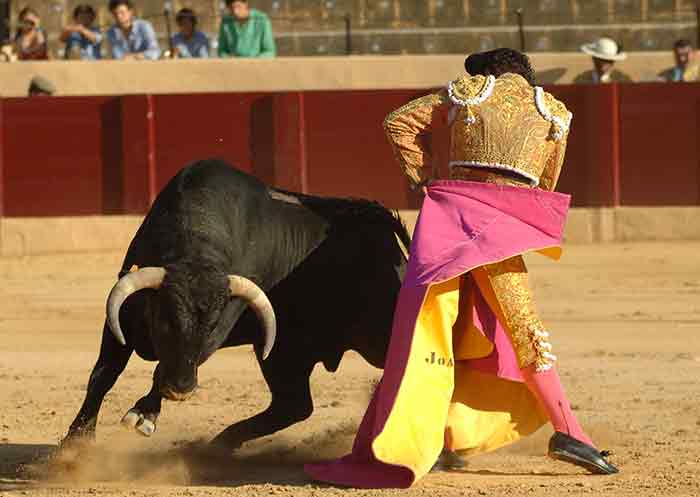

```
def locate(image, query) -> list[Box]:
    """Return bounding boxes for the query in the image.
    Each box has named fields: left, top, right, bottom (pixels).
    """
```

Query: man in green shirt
left=218, top=0, right=276, bottom=58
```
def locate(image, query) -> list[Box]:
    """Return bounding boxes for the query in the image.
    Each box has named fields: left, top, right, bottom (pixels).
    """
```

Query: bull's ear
left=107, top=267, right=166, bottom=346
left=117, top=265, right=140, bottom=279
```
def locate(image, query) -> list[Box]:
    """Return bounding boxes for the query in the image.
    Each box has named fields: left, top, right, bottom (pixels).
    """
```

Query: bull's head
left=104, top=266, right=276, bottom=401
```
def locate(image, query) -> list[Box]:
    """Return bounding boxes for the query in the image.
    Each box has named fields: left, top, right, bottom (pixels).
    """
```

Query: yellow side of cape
left=371, top=250, right=555, bottom=482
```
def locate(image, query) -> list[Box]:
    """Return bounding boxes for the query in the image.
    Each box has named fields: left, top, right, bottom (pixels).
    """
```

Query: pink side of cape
left=305, top=180, right=571, bottom=488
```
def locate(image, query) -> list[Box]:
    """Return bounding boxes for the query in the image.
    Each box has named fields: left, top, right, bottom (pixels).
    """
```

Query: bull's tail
left=389, top=209, right=411, bottom=256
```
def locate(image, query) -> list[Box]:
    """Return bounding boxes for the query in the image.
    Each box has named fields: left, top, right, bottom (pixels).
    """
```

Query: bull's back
left=163, top=160, right=266, bottom=208
left=125, top=160, right=267, bottom=267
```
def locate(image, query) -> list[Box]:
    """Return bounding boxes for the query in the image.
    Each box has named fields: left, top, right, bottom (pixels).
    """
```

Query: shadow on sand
left=0, top=437, right=345, bottom=489
left=0, top=443, right=55, bottom=490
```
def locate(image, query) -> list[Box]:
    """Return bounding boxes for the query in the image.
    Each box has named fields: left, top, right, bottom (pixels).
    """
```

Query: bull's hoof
left=121, top=409, right=157, bottom=437
left=121, top=409, right=141, bottom=428
left=60, top=431, right=95, bottom=451
left=61, top=424, right=97, bottom=450
left=136, top=419, right=156, bottom=437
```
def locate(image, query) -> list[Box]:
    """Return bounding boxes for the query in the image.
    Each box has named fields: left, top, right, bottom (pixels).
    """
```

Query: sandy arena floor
left=1, top=242, right=699, bottom=497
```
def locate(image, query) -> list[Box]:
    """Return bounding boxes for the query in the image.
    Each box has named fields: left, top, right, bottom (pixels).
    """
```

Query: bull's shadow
left=177, top=434, right=352, bottom=488
left=0, top=441, right=318, bottom=488
left=0, top=443, right=53, bottom=489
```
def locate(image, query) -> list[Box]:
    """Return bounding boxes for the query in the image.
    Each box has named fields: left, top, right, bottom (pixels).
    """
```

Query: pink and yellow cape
left=305, top=180, right=571, bottom=488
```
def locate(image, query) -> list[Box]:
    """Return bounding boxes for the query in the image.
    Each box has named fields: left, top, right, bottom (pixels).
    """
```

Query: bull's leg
left=351, top=306, right=393, bottom=370
left=210, top=357, right=314, bottom=450
left=63, top=323, right=133, bottom=444
left=121, top=364, right=163, bottom=437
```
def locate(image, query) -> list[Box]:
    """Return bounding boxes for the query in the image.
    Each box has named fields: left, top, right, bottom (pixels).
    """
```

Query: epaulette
left=534, top=87, right=573, bottom=141
left=447, top=74, right=496, bottom=107
left=447, top=74, right=496, bottom=125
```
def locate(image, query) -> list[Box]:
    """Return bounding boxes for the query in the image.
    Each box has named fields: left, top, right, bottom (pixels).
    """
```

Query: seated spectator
left=15, top=7, right=48, bottom=60
left=172, top=8, right=209, bottom=58
left=106, top=0, right=160, bottom=60
left=574, top=37, right=631, bottom=84
left=658, top=39, right=699, bottom=82
left=28, top=75, right=56, bottom=96
left=218, top=0, right=276, bottom=58
left=61, top=4, right=102, bottom=60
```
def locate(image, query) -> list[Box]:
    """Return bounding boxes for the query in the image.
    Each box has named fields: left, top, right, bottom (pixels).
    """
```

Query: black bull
left=64, top=160, right=410, bottom=449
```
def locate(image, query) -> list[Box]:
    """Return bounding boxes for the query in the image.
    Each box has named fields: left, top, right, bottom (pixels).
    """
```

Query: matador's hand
left=412, top=178, right=430, bottom=196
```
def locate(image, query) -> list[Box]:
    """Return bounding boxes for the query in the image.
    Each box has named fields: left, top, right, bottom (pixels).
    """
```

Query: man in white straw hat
left=574, top=36, right=631, bottom=84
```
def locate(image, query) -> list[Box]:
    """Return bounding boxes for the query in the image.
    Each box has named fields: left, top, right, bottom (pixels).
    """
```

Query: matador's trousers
left=469, top=255, right=556, bottom=372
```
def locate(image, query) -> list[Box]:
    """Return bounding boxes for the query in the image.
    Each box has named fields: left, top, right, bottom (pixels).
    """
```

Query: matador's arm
left=539, top=93, right=572, bottom=192
left=383, top=89, right=450, bottom=189
left=539, top=133, right=568, bottom=192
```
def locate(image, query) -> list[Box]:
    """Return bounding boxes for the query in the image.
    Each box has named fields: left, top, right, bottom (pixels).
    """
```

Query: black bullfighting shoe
left=548, top=431, right=619, bottom=475
left=430, top=449, right=467, bottom=472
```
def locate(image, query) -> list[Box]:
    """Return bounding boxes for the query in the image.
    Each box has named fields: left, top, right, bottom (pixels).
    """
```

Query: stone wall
left=5, top=0, right=700, bottom=56
left=0, top=53, right=681, bottom=98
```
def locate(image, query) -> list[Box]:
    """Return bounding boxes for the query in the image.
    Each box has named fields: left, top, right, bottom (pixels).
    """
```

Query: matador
left=306, top=48, right=618, bottom=488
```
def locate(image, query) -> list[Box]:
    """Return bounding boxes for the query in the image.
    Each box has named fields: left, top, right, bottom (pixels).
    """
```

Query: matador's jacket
left=306, top=73, right=574, bottom=488
left=389, top=72, right=571, bottom=190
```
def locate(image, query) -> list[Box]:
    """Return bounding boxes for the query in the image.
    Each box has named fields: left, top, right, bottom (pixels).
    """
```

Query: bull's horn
left=106, top=267, right=166, bottom=346
left=228, top=276, right=276, bottom=360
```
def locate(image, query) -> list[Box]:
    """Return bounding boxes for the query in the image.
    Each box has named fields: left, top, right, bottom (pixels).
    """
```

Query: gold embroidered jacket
left=383, top=73, right=572, bottom=191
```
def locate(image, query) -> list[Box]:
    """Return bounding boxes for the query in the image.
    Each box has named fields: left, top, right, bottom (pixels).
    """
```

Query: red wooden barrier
left=618, top=83, right=700, bottom=205
left=0, top=99, right=4, bottom=218
left=1, top=85, right=699, bottom=217
left=545, top=84, right=621, bottom=207
left=151, top=93, right=271, bottom=190
left=272, top=92, right=308, bottom=193
left=302, top=90, right=428, bottom=209
left=120, top=95, right=154, bottom=214
left=2, top=96, right=119, bottom=216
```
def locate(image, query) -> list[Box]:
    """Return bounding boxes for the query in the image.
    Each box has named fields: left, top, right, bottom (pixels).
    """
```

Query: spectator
left=658, top=39, right=699, bottom=82
left=172, top=8, right=209, bottom=58
left=15, top=7, right=48, bottom=60
left=61, top=4, right=102, bottom=60
left=218, top=0, right=276, bottom=58
left=574, top=37, right=631, bottom=84
left=106, top=0, right=160, bottom=60
left=28, top=75, right=56, bottom=96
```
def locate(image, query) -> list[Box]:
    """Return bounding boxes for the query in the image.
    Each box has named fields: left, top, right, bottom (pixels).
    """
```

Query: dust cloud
left=22, top=420, right=358, bottom=486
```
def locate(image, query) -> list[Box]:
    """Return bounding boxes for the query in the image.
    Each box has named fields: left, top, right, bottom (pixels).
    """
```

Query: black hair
left=225, top=0, right=248, bottom=5
left=175, top=8, right=197, bottom=26
left=16, top=7, right=39, bottom=39
left=109, top=0, right=133, bottom=11
left=18, top=6, right=38, bottom=19
left=674, top=38, right=692, bottom=50
left=464, top=48, right=536, bottom=86
left=73, top=4, right=96, bottom=20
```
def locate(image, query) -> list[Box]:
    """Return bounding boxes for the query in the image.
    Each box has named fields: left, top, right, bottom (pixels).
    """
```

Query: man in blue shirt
left=106, top=0, right=160, bottom=60
left=171, top=8, right=209, bottom=58
left=658, top=39, right=699, bottom=82
left=61, top=4, right=102, bottom=60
